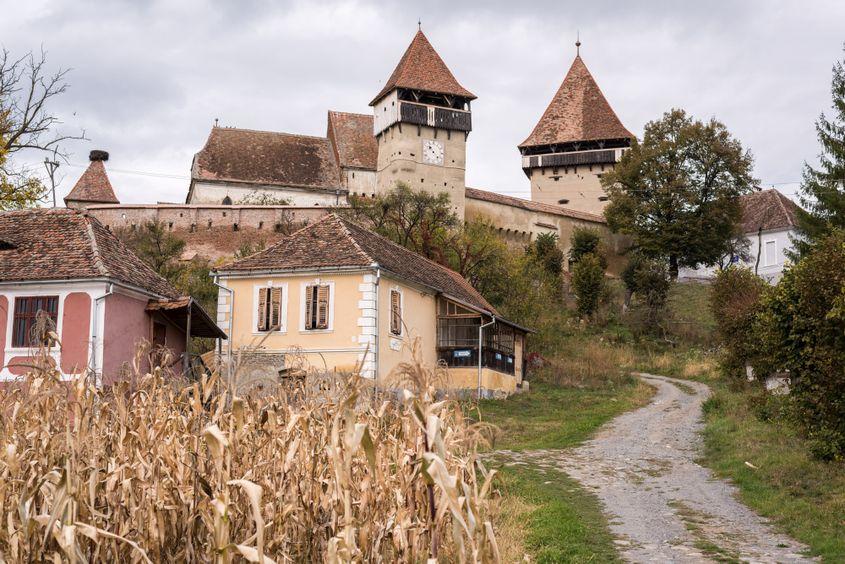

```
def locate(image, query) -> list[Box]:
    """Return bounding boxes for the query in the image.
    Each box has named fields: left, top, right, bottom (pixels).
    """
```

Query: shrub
left=569, top=228, right=607, bottom=269
left=710, top=267, right=767, bottom=379
left=622, top=253, right=671, bottom=335
left=572, top=253, right=605, bottom=318
left=754, top=230, right=845, bottom=459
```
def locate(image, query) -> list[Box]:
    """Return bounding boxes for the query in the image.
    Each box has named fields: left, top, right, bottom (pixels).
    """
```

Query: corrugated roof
left=192, top=127, right=342, bottom=191
left=219, top=213, right=497, bottom=315
left=64, top=160, right=120, bottom=205
left=520, top=55, right=633, bottom=148
left=0, top=208, right=179, bottom=298
left=327, top=111, right=378, bottom=170
left=370, top=30, right=476, bottom=105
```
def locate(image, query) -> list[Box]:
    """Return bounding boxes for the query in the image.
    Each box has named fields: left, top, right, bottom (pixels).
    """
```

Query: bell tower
left=520, top=42, right=634, bottom=216
left=371, top=29, right=476, bottom=217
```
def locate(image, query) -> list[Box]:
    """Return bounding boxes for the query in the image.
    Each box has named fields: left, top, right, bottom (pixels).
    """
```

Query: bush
left=572, top=253, right=605, bottom=318
left=569, top=228, right=607, bottom=269
left=621, top=253, right=670, bottom=335
left=710, top=267, right=767, bottom=379
left=754, top=230, right=845, bottom=459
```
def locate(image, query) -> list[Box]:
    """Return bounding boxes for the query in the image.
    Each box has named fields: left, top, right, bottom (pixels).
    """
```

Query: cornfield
left=0, top=343, right=501, bottom=562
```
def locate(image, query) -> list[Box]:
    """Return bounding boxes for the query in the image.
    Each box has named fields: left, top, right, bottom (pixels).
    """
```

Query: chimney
left=89, top=150, right=109, bottom=162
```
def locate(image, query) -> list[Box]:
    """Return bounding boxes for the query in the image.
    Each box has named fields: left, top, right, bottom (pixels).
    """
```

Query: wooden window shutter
left=390, top=290, right=401, bottom=335
left=305, top=285, right=315, bottom=329
left=270, top=287, right=282, bottom=330
left=257, top=288, right=269, bottom=331
left=316, top=285, right=330, bottom=329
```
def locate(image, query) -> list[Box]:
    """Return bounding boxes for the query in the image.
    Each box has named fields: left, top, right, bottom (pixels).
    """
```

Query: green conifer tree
left=796, top=45, right=845, bottom=253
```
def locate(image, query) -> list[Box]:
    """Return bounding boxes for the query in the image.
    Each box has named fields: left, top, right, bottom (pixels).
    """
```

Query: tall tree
left=795, top=45, right=845, bottom=253
left=602, top=109, right=756, bottom=278
left=0, top=48, right=86, bottom=209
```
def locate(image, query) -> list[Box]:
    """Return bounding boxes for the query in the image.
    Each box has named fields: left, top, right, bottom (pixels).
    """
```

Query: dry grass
left=549, top=341, right=636, bottom=387
left=0, top=342, right=501, bottom=562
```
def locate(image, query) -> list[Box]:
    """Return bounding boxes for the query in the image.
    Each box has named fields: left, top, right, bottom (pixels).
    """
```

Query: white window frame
left=252, top=282, right=288, bottom=335
left=763, top=239, right=778, bottom=267
left=389, top=286, right=404, bottom=337
left=5, top=292, right=63, bottom=355
left=299, top=280, right=335, bottom=333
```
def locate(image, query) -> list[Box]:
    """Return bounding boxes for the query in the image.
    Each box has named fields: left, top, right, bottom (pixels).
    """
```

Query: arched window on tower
left=222, top=196, right=232, bottom=205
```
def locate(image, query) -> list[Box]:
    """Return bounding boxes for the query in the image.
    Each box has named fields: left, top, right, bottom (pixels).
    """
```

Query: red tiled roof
left=64, top=160, right=120, bottom=204
left=520, top=55, right=633, bottom=148
left=192, top=127, right=342, bottom=191
left=327, top=111, right=377, bottom=170
left=465, top=187, right=606, bottom=224
left=370, top=30, right=476, bottom=105
left=0, top=208, right=179, bottom=298
left=219, top=214, right=497, bottom=315
left=740, top=189, right=802, bottom=233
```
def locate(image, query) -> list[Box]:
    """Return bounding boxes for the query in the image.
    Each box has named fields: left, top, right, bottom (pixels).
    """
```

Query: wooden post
left=184, top=298, right=192, bottom=378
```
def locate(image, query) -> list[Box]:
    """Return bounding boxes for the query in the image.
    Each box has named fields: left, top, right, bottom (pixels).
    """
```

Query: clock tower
left=370, top=29, right=475, bottom=217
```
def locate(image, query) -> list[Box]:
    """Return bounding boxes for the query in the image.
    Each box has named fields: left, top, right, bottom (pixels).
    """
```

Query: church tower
left=371, top=29, right=475, bottom=217
left=520, top=43, right=634, bottom=216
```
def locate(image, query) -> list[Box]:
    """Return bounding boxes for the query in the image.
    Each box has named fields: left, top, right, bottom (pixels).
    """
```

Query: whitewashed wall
left=188, top=181, right=344, bottom=207
left=678, top=228, right=797, bottom=283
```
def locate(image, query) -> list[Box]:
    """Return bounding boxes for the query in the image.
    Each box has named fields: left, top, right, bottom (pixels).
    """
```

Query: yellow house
left=213, top=214, right=529, bottom=395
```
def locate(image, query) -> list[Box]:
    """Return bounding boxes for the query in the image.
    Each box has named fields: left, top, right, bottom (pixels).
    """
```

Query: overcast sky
left=2, top=0, right=843, bottom=204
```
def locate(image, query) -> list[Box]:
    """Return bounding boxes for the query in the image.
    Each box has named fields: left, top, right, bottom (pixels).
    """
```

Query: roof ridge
left=82, top=214, right=110, bottom=277
left=214, top=126, right=330, bottom=142
left=328, top=110, right=372, bottom=118
left=334, top=215, right=376, bottom=264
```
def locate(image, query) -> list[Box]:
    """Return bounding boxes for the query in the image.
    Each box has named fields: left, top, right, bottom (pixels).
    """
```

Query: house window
left=390, top=289, right=402, bottom=336
left=764, top=240, right=777, bottom=267
left=12, top=296, right=59, bottom=348
left=304, top=284, right=330, bottom=330
left=256, top=287, right=284, bottom=332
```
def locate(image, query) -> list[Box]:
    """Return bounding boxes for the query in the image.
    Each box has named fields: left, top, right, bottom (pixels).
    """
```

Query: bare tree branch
left=0, top=47, right=87, bottom=164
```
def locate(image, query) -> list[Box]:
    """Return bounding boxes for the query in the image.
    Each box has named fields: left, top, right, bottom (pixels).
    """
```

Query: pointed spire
left=370, top=29, right=476, bottom=106
left=519, top=53, right=633, bottom=149
left=64, top=150, right=120, bottom=207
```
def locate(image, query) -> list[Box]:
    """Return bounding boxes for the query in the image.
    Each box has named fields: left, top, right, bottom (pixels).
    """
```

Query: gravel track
left=496, top=374, right=814, bottom=563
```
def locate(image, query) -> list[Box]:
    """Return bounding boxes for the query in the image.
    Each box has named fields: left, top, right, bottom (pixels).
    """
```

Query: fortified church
left=66, top=30, right=634, bottom=269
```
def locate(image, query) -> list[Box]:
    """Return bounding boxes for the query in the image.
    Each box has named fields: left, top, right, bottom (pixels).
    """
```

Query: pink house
left=0, top=208, right=224, bottom=384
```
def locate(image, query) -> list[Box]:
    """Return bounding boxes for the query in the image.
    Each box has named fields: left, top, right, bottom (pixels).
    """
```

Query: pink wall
left=103, top=292, right=151, bottom=385
left=102, top=293, right=188, bottom=384
left=61, top=292, right=91, bottom=374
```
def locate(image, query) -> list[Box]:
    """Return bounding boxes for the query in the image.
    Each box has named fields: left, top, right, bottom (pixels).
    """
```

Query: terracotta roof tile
left=370, top=30, right=475, bottom=105
left=219, top=214, right=497, bottom=315
left=520, top=55, right=633, bottom=148
left=64, top=160, right=119, bottom=205
left=327, top=111, right=377, bottom=170
left=0, top=208, right=179, bottom=298
left=740, top=189, right=802, bottom=233
left=465, top=187, right=606, bottom=224
left=192, top=127, right=342, bottom=191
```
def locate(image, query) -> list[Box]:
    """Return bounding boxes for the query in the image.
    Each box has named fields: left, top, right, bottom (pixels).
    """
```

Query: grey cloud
left=1, top=0, right=842, bottom=204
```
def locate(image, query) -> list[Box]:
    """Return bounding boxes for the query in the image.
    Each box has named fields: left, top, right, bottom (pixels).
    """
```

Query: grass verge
left=481, top=379, right=654, bottom=562
left=701, top=384, right=845, bottom=561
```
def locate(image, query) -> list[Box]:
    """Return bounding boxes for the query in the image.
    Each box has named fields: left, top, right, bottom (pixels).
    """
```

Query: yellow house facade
left=214, top=214, right=529, bottom=396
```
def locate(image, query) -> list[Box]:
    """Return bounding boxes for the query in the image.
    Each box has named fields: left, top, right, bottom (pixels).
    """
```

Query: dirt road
left=496, top=374, right=814, bottom=563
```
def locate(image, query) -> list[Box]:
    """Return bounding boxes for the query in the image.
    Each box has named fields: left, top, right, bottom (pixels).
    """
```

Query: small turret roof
left=520, top=54, right=633, bottom=149
left=64, top=154, right=120, bottom=205
left=370, top=30, right=476, bottom=105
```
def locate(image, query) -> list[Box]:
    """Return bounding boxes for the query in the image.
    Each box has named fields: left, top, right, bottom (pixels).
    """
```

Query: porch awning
left=146, top=297, right=227, bottom=339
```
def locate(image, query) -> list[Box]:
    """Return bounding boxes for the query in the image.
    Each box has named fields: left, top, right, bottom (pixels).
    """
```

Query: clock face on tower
left=422, top=139, right=444, bottom=165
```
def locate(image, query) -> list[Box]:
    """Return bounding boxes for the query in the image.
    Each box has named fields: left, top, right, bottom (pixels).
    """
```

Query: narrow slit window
left=390, top=290, right=402, bottom=336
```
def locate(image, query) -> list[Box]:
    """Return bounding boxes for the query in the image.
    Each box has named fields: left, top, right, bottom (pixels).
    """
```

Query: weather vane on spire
left=576, top=31, right=581, bottom=55
left=418, top=18, right=421, bottom=31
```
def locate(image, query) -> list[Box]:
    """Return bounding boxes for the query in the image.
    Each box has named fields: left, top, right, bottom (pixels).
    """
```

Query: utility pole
left=43, top=149, right=60, bottom=208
